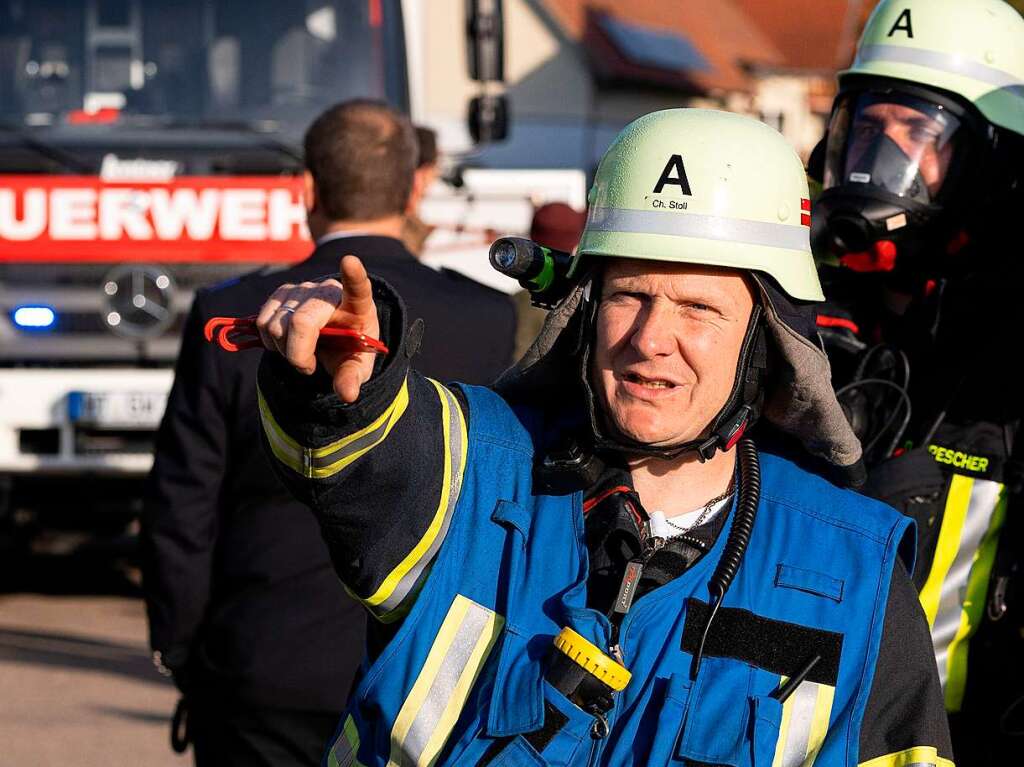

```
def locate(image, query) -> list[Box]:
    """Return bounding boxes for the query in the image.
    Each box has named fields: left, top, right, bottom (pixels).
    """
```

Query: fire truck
left=0, top=0, right=585, bottom=552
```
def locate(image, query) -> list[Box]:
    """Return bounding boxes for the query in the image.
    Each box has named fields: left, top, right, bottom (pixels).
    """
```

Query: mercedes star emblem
left=101, top=265, right=175, bottom=338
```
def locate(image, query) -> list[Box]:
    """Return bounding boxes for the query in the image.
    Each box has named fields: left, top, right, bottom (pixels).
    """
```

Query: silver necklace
left=662, top=481, right=735, bottom=535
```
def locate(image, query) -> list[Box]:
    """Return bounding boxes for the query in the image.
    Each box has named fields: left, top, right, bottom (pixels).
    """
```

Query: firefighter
left=811, top=0, right=1024, bottom=762
left=254, top=109, right=951, bottom=766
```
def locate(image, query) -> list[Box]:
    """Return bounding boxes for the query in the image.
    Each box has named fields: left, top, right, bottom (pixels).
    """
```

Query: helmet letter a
left=887, top=8, right=914, bottom=38
left=653, top=155, right=693, bottom=195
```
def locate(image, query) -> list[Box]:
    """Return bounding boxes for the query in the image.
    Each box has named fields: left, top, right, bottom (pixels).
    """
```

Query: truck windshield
left=0, top=0, right=407, bottom=140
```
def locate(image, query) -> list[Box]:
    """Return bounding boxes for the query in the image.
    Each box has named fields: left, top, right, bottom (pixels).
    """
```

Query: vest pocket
left=532, top=680, right=595, bottom=765
left=456, top=681, right=590, bottom=767
left=750, top=695, right=783, bottom=767
left=481, top=736, right=548, bottom=766
left=487, top=627, right=544, bottom=737
left=645, top=673, right=691, bottom=766
left=646, top=669, right=760, bottom=766
left=479, top=624, right=589, bottom=766
left=674, top=657, right=754, bottom=766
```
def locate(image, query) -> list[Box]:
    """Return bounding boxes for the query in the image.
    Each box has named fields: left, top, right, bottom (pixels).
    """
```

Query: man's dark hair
left=303, top=100, right=417, bottom=221
left=415, top=126, right=438, bottom=169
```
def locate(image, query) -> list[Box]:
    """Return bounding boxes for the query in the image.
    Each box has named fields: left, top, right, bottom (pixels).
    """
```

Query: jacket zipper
left=588, top=532, right=663, bottom=765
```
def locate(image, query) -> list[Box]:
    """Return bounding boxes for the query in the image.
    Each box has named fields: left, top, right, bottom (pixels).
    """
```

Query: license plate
left=68, top=391, right=168, bottom=428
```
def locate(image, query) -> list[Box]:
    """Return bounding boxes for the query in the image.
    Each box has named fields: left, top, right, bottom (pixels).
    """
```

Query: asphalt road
left=0, top=556, right=185, bottom=767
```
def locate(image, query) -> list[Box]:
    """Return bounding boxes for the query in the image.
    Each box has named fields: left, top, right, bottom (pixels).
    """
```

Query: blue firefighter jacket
left=318, top=384, right=915, bottom=767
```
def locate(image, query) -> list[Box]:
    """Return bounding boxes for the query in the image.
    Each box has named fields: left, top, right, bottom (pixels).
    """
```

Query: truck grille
left=0, top=263, right=251, bottom=365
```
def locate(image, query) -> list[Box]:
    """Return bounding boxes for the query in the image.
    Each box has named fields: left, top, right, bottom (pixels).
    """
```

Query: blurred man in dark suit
left=142, top=99, right=515, bottom=767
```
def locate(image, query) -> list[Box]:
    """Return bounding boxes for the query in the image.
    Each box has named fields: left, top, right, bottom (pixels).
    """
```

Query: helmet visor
left=824, top=92, right=963, bottom=204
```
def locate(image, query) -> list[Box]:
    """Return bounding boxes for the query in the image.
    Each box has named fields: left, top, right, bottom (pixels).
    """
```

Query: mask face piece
left=825, top=92, right=963, bottom=205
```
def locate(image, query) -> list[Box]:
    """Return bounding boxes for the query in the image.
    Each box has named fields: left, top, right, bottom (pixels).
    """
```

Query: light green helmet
left=577, top=108, right=824, bottom=301
left=843, top=0, right=1024, bottom=137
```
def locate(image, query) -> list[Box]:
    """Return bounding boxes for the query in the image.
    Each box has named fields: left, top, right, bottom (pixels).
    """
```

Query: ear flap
left=494, top=270, right=866, bottom=483
left=752, top=274, right=864, bottom=480
left=493, top=280, right=590, bottom=404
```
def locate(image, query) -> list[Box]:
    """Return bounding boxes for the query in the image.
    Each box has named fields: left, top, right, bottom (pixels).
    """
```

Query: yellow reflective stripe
left=919, top=475, right=974, bottom=627
left=328, top=715, right=366, bottom=767
left=387, top=595, right=504, bottom=767
left=255, top=378, right=409, bottom=479
left=257, top=387, right=305, bottom=474
left=771, top=677, right=794, bottom=767
left=311, top=379, right=407, bottom=456
left=343, top=563, right=431, bottom=625
left=858, top=745, right=954, bottom=767
left=943, top=484, right=1007, bottom=712
left=771, top=676, right=835, bottom=767
left=805, top=682, right=834, bottom=765
left=311, top=379, right=410, bottom=477
left=361, top=380, right=467, bottom=619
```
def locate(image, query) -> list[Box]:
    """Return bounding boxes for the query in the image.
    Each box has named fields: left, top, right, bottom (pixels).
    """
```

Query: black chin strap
left=577, top=293, right=768, bottom=463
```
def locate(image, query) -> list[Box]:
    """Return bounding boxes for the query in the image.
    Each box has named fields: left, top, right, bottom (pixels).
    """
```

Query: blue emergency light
left=12, top=305, right=57, bottom=329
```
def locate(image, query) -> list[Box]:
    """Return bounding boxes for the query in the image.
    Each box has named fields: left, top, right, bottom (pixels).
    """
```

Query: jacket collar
left=304, top=235, right=414, bottom=270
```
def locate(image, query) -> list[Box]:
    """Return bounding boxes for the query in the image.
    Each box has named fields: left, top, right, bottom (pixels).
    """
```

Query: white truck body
left=0, top=1, right=585, bottom=502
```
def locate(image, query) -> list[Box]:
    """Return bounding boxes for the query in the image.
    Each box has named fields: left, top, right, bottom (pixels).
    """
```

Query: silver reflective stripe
left=309, top=416, right=393, bottom=469
left=370, top=382, right=466, bottom=619
left=780, top=682, right=819, bottom=767
left=260, top=407, right=302, bottom=466
left=932, top=478, right=1003, bottom=687
left=332, top=737, right=355, bottom=767
left=400, top=604, right=492, bottom=765
left=388, top=596, right=503, bottom=767
left=585, top=206, right=810, bottom=252
left=857, top=44, right=1024, bottom=90
left=330, top=716, right=362, bottom=767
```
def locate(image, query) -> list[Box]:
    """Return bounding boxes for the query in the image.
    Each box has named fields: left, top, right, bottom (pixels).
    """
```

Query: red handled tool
left=203, top=315, right=389, bottom=355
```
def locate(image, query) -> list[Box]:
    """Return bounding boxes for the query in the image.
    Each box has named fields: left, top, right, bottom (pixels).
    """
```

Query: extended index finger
left=339, top=255, right=375, bottom=317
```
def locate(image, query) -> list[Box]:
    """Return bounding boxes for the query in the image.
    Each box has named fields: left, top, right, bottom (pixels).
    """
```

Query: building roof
left=597, top=14, right=710, bottom=74
left=731, top=0, right=877, bottom=72
left=543, top=0, right=785, bottom=94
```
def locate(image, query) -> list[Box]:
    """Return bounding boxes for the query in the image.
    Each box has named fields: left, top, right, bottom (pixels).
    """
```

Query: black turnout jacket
left=142, top=235, right=515, bottom=710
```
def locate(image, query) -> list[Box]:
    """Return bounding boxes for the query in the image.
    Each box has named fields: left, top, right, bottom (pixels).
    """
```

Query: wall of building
left=753, top=74, right=828, bottom=160
left=410, top=0, right=594, bottom=165
left=409, top=1, right=827, bottom=173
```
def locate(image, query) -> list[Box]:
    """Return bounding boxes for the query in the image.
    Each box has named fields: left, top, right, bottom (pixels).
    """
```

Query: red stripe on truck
left=0, top=175, right=310, bottom=264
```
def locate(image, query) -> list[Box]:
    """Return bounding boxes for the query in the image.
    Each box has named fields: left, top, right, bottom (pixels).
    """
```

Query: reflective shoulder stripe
left=257, top=386, right=306, bottom=475
left=917, top=475, right=1007, bottom=710
left=943, top=483, right=1007, bottom=710
left=360, top=379, right=468, bottom=622
left=388, top=594, right=504, bottom=767
left=937, top=481, right=1007, bottom=711
left=328, top=716, right=367, bottom=767
left=858, top=745, right=954, bottom=767
left=256, top=377, right=410, bottom=479
left=585, top=205, right=810, bottom=252
left=771, top=678, right=835, bottom=767
left=918, top=475, right=974, bottom=627
left=857, top=44, right=1024, bottom=91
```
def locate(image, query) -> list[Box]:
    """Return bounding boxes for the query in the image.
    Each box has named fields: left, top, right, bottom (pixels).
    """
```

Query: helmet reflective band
left=825, top=91, right=964, bottom=205
left=577, top=109, right=824, bottom=302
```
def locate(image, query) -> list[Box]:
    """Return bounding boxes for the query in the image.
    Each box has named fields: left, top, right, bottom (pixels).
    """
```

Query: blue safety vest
left=326, top=385, right=913, bottom=767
